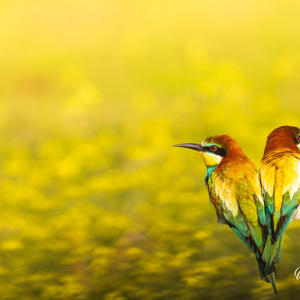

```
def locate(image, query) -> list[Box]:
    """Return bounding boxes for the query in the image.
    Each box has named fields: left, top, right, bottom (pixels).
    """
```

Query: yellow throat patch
left=200, top=151, right=222, bottom=167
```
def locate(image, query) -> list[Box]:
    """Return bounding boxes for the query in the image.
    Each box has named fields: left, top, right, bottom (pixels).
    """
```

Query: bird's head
left=173, top=135, right=244, bottom=168
left=263, top=125, right=300, bottom=155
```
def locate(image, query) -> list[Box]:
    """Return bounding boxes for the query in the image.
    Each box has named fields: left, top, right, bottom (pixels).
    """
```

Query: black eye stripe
left=202, top=146, right=227, bottom=157
left=294, top=137, right=300, bottom=145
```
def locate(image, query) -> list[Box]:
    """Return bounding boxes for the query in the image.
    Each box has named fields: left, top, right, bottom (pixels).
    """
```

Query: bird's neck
left=205, top=165, right=218, bottom=185
left=263, top=133, right=299, bottom=156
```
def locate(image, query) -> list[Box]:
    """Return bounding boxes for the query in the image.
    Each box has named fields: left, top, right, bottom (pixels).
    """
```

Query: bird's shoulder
left=214, top=157, right=260, bottom=195
left=209, top=158, right=263, bottom=219
left=261, top=149, right=300, bottom=168
left=260, top=150, right=300, bottom=199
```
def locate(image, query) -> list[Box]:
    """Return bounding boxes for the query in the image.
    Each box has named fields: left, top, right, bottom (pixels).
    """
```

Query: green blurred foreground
left=1, top=1, right=300, bottom=299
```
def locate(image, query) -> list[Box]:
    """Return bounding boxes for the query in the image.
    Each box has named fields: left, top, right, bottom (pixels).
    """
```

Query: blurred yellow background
left=1, top=0, right=300, bottom=299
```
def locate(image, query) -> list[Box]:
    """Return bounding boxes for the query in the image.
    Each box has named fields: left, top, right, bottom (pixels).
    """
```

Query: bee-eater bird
left=174, top=135, right=277, bottom=293
left=260, top=126, right=300, bottom=273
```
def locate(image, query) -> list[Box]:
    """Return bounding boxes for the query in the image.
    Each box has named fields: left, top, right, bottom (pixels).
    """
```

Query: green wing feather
left=255, top=195, right=266, bottom=226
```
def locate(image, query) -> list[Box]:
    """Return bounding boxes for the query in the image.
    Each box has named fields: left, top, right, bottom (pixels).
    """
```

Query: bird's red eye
left=297, top=136, right=300, bottom=141
left=210, top=146, right=217, bottom=152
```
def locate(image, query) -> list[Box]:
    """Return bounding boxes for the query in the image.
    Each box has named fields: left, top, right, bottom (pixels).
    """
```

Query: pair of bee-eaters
left=174, top=126, right=300, bottom=294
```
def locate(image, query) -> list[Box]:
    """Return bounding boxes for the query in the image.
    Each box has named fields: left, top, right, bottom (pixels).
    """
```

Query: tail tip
left=270, top=272, right=277, bottom=294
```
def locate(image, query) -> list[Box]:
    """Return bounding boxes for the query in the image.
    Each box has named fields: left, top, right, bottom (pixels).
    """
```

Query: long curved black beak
left=172, top=143, right=203, bottom=151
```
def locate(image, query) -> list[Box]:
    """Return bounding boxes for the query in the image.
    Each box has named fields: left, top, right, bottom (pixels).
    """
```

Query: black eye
left=210, top=146, right=218, bottom=152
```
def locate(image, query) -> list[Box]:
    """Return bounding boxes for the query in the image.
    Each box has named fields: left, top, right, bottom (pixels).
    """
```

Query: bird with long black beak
left=173, top=134, right=277, bottom=293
